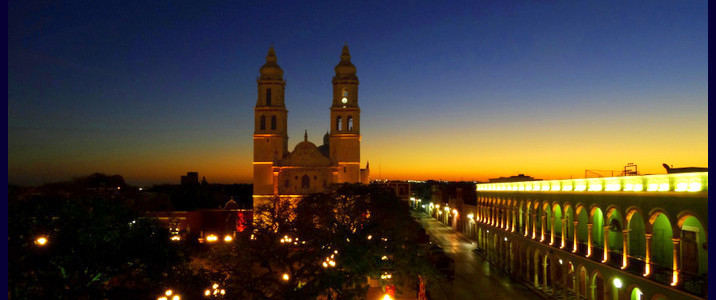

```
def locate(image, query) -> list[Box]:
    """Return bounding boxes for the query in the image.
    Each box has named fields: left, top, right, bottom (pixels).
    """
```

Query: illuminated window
left=271, top=116, right=276, bottom=130
left=337, top=116, right=342, bottom=131
left=343, top=90, right=348, bottom=97
left=301, top=175, right=310, bottom=189
left=266, top=88, right=271, bottom=106
left=347, top=116, right=353, bottom=131
left=260, top=115, right=266, bottom=130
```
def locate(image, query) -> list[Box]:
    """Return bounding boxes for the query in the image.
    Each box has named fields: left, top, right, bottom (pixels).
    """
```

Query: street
left=415, top=212, right=540, bottom=300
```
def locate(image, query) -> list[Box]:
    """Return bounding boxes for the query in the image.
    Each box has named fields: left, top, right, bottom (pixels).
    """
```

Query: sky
left=8, top=0, right=708, bottom=186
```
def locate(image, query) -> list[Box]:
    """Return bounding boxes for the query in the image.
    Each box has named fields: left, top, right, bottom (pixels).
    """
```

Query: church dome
left=259, top=47, right=284, bottom=80
left=293, top=140, right=319, bottom=155
left=334, top=45, right=357, bottom=77
left=280, top=132, right=332, bottom=166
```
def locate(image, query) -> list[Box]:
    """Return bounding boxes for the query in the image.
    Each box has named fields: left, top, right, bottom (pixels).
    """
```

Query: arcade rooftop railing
left=476, top=172, right=708, bottom=193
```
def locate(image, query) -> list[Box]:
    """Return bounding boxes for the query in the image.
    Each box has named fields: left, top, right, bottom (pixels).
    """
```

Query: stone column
left=534, top=256, right=540, bottom=287
left=550, top=216, right=556, bottom=245
left=524, top=210, right=530, bottom=236
left=561, top=219, right=567, bottom=249
left=644, top=233, right=653, bottom=276
left=507, top=208, right=512, bottom=230
left=506, top=208, right=511, bottom=231
left=532, top=212, right=538, bottom=239
left=525, top=249, right=531, bottom=281
left=573, top=221, right=579, bottom=253
left=490, top=206, right=494, bottom=226
left=499, top=207, right=504, bottom=229
left=540, top=214, right=546, bottom=242
left=587, top=223, right=593, bottom=257
left=543, top=259, right=548, bottom=289
left=504, top=207, right=508, bottom=230
left=511, top=208, right=516, bottom=232
left=603, top=226, right=610, bottom=262
left=671, top=238, right=680, bottom=286
left=622, top=229, right=630, bottom=269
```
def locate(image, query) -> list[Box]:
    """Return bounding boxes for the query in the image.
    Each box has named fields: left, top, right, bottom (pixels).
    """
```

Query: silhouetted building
left=488, top=173, right=541, bottom=183
left=377, top=181, right=411, bottom=201
left=181, top=172, right=199, bottom=185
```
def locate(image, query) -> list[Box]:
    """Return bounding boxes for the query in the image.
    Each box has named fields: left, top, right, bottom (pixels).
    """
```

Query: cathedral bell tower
left=329, top=45, right=361, bottom=183
left=254, top=47, right=288, bottom=196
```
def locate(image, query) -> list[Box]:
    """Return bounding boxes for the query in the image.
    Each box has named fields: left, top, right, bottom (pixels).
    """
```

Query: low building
left=429, top=172, right=708, bottom=300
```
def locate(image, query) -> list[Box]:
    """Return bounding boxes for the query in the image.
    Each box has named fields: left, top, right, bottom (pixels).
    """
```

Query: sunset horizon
left=9, top=1, right=707, bottom=187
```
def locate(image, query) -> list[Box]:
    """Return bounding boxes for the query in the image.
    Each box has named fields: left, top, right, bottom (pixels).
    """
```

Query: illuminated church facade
left=253, top=46, right=369, bottom=207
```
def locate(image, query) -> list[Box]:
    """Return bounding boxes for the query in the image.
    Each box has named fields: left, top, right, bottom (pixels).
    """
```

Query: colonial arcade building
left=252, top=46, right=369, bottom=209
left=434, top=172, right=708, bottom=300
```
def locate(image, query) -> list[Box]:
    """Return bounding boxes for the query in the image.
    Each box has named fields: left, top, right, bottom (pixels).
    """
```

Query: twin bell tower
left=253, top=46, right=369, bottom=206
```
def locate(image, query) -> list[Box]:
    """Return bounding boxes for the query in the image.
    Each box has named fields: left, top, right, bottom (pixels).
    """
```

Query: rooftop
left=476, top=172, right=708, bottom=193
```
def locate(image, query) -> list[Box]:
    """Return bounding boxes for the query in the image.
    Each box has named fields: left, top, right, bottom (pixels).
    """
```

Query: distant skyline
left=9, top=1, right=708, bottom=186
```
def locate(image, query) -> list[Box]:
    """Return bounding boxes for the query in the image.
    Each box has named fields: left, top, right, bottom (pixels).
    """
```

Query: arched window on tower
left=271, top=116, right=276, bottom=130
left=336, top=116, right=342, bottom=131
left=301, top=175, right=310, bottom=189
left=260, top=115, right=266, bottom=130
left=266, top=88, right=272, bottom=106
left=347, top=116, right=353, bottom=131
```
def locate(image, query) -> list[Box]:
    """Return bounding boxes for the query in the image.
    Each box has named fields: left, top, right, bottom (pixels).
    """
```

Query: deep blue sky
left=8, top=0, right=708, bottom=186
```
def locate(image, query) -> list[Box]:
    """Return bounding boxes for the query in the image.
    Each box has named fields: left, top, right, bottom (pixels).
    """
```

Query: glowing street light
left=158, top=289, right=180, bottom=300
left=613, top=278, right=622, bottom=289
left=282, top=273, right=290, bottom=281
left=35, top=236, right=48, bottom=246
left=206, top=234, right=218, bottom=243
left=224, top=235, right=233, bottom=242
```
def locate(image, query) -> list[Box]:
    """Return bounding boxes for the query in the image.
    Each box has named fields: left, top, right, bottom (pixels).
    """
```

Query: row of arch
left=473, top=196, right=707, bottom=278
left=448, top=194, right=708, bottom=298
left=474, top=228, right=677, bottom=300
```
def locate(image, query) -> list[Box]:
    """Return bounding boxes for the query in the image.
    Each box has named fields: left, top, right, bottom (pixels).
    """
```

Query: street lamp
left=35, top=236, right=48, bottom=246
left=613, top=278, right=622, bottom=288
left=158, top=289, right=180, bottom=300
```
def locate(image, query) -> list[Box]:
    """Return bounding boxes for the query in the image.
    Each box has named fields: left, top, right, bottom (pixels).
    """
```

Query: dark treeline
left=9, top=175, right=441, bottom=299
left=9, top=173, right=253, bottom=212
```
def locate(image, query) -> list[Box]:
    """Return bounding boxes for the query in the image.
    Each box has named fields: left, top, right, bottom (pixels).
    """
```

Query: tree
left=9, top=196, right=187, bottom=299
left=189, top=183, right=442, bottom=299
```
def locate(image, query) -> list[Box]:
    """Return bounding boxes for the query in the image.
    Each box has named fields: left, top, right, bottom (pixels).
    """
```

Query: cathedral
left=253, top=46, right=369, bottom=208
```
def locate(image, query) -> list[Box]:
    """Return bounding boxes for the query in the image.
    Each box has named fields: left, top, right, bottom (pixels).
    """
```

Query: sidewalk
left=415, top=211, right=548, bottom=300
